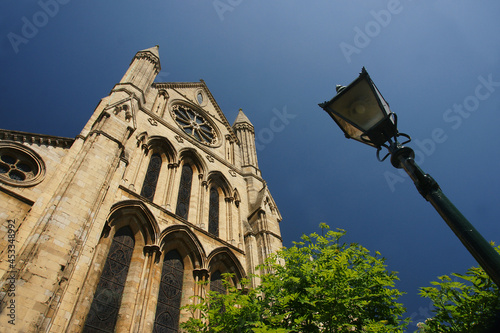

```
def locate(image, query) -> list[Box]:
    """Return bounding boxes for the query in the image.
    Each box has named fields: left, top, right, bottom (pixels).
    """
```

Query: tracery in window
left=140, top=153, right=162, bottom=201
left=210, top=270, right=226, bottom=294
left=153, top=250, right=184, bottom=333
left=175, top=164, right=193, bottom=219
left=208, top=187, right=219, bottom=237
left=209, top=269, right=226, bottom=314
left=172, top=105, right=216, bottom=145
left=83, top=226, right=135, bottom=333
left=0, top=144, right=44, bottom=187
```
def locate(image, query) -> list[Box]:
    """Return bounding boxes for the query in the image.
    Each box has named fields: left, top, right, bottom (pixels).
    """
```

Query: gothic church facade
left=0, top=46, right=282, bottom=332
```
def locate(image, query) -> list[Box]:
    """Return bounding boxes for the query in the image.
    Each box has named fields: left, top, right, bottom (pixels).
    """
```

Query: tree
left=416, top=246, right=500, bottom=333
left=181, top=224, right=408, bottom=332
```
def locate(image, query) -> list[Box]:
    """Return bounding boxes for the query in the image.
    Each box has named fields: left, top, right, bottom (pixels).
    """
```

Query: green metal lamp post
left=319, top=67, right=500, bottom=287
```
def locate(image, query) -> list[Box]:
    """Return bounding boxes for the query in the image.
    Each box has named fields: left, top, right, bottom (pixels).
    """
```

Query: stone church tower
left=0, top=46, right=282, bottom=332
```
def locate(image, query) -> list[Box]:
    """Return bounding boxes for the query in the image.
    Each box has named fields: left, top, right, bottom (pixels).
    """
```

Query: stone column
left=129, top=144, right=148, bottom=191
left=192, top=269, right=209, bottom=320
left=136, top=245, right=162, bottom=332
left=162, top=163, right=178, bottom=212
left=196, top=176, right=206, bottom=228
left=225, top=197, right=234, bottom=243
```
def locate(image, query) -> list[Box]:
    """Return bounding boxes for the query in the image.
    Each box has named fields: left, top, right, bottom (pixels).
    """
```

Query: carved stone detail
left=114, top=104, right=132, bottom=122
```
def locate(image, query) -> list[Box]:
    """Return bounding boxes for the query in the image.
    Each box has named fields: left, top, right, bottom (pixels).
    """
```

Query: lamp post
left=319, top=67, right=500, bottom=287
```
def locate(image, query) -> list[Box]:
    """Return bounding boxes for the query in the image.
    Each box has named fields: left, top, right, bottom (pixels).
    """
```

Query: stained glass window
left=83, top=227, right=135, bottom=333
left=0, top=149, right=38, bottom=181
left=175, top=164, right=193, bottom=219
left=208, top=187, right=219, bottom=237
left=210, top=270, right=226, bottom=295
left=141, top=153, right=162, bottom=201
left=210, top=270, right=226, bottom=314
left=153, top=250, right=184, bottom=333
left=172, top=105, right=216, bottom=145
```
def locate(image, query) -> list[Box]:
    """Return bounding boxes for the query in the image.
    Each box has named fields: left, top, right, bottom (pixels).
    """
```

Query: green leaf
left=418, top=245, right=500, bottom=332
left=182, top=223, right=408, bottom=332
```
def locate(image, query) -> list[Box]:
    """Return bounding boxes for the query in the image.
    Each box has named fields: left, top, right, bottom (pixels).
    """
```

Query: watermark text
left=384, top=74, right=500, bottom=192
left=6, top=219, right=17, bottom=325
left=7, top=0, right=71, bottom=54
left=255, top=106, right=296, bottom=151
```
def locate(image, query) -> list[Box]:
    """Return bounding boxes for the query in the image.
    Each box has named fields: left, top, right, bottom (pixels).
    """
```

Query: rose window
left=0, top=146, right=42, bottom=186
left=172, top=105, right=216, bottom=145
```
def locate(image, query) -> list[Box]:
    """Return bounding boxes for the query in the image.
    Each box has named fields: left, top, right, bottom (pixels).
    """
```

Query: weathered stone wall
left=0, top=46, right=282, bottom=332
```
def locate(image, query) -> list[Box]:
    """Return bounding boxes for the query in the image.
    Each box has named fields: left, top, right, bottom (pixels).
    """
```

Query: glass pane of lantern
left=372, top=81, right=393, bottom=121
left=328, top=78, right=386, bottom=132
left=329, top=114, right=367, bottom=144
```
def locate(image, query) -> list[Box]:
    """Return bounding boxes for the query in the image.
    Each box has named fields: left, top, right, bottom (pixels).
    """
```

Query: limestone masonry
left=0, top=46, right=282, bottom=332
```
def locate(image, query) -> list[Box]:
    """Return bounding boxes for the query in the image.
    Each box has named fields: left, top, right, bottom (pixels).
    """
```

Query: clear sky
left=2, top=1, right=500, bottom=330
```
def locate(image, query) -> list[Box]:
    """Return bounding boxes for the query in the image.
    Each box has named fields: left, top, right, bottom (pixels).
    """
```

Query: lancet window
left=83, top=226, right=135, bottom=333
left=208, top=187, right=219, bottom=237
left=140, top=153, right=162, bottom=201
left=175, top=164, right=193, bottom=219
left=153, top=250, right=184, bottom=332
left=210, top=270, right=225, bottom=295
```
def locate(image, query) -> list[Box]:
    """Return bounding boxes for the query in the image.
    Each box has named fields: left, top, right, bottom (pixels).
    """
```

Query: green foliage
left=181, top=276, right=284, bottom=333
left=416, top=245, right=500, bottom=333
left=181, top=224, right=408, bottom=332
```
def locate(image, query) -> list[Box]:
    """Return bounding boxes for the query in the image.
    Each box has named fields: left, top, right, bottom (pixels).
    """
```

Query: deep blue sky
left=2, top=1, right=500, bottom=330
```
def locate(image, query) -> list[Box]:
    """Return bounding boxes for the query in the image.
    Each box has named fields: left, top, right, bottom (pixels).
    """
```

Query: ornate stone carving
left=0, top=142, right=46, bottom=187
left=171, top=104, right=217, bottom=145
left=113, top=104, right=132, bottom=122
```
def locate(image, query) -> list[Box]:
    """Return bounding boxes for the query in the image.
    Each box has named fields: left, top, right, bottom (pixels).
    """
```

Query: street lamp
left=319, top=67, right=500, bottom=287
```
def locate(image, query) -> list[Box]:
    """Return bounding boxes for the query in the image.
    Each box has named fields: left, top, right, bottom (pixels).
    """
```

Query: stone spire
left=117, top=45, right=161, bottom=99
left=233, top=109, right=259, bottom=173
left=138, top=45, right=160, bottom=60
left=233, top=108, right=253, bottom=126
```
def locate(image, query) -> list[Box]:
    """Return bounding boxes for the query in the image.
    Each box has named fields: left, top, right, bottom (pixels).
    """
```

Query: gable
left=250, top=185, right=282, bottom=222
left=152, top=81, right=239, bottom=145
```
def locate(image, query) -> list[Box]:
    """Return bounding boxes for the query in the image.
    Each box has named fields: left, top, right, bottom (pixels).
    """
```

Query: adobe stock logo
left=384, top=74, right=500, bottom=192
left=213, top=0, right=243, bottom=22
left=7, top=0, right=71, bottom=54
left=340, top=0, right=410, bottom=64
left=255, top=106, right=296, bottom=151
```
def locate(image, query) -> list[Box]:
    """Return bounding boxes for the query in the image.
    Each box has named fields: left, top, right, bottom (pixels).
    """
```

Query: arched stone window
left=0, top=142, right=45, bottom=187
left=140, top=153, right=162, bottom=201
left=153, top=250, right=184, bottom=332
left=83, top=226, right=135, bottom=333
left=208, top=187, right=219, bottom=237
left=210, top=270, right=225, bottom=295
left=175, top=164, right=193, bottom=219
